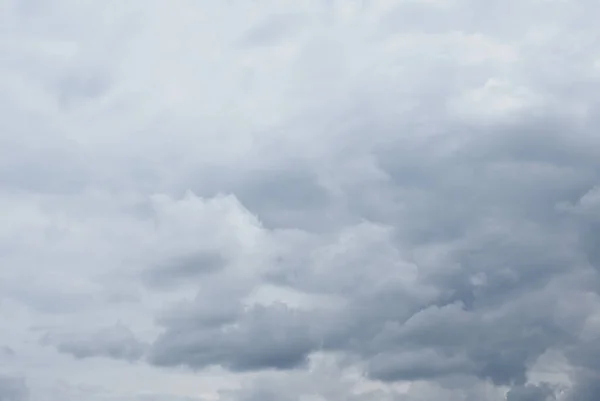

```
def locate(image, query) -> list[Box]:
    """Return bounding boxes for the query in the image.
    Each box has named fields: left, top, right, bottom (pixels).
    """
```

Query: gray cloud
left=150, top=303, right=319, bottom=372
left=242, top=13, right=305, bottom=46
left=566, top=370, right=600, bottom=401
left=506, top=383, right=556, bottom=401
left=0, top=376, right=27, bottom=401
left=3, top=0, right=600, bottom=400
left=143, top=251, right=228, bottom=290
left=143, top=110, right=600, bottom=395
left=44, top=324, right=147, bottom=362
left=0, top=347, right=15, bottom=359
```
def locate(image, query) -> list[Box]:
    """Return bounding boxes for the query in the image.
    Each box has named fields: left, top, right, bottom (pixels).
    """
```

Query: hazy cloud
left=0, top=376, right=27, bottom=401
left=43, top=324, right=147, bottom=362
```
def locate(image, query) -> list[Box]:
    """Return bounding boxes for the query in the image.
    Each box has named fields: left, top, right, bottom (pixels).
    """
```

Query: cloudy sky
left=1, top=0, right=600, bottom=400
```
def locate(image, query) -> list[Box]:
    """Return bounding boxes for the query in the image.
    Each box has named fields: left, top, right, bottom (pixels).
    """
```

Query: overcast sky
left=1, top=0, right=600, bottom=400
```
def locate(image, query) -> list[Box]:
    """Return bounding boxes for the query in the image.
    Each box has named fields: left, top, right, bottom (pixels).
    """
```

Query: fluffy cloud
left=2, top=0, right=600, bottom=400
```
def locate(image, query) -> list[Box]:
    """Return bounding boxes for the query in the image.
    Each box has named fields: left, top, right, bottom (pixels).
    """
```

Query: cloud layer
left=1, top=0, right=600, bottom=400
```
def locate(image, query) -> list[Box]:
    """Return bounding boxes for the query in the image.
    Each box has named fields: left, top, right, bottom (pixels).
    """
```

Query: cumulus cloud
left=2, top=0, right=600, bottom=400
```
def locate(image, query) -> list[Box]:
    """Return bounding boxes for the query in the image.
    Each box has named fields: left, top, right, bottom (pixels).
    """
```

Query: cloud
left=150, top=303, right=320, bottom=372
left=0, top=376, right=28, bottom=401
left=566, top=370, right=600, bottom=401
left=43, top=323, right=147, bottom=362
left=2, top=0, right=600, bottom=400
left=142, top=251, right=228, bottom=290
left=506, top=383, right=556, bottom=401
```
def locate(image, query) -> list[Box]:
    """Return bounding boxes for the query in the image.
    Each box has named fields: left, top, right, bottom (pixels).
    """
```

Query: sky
left=1, top=0, right=600, bottom=400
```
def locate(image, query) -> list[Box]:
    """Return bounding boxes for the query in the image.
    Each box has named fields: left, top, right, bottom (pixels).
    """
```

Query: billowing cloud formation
left=2, top=0, right=600, bottom=400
